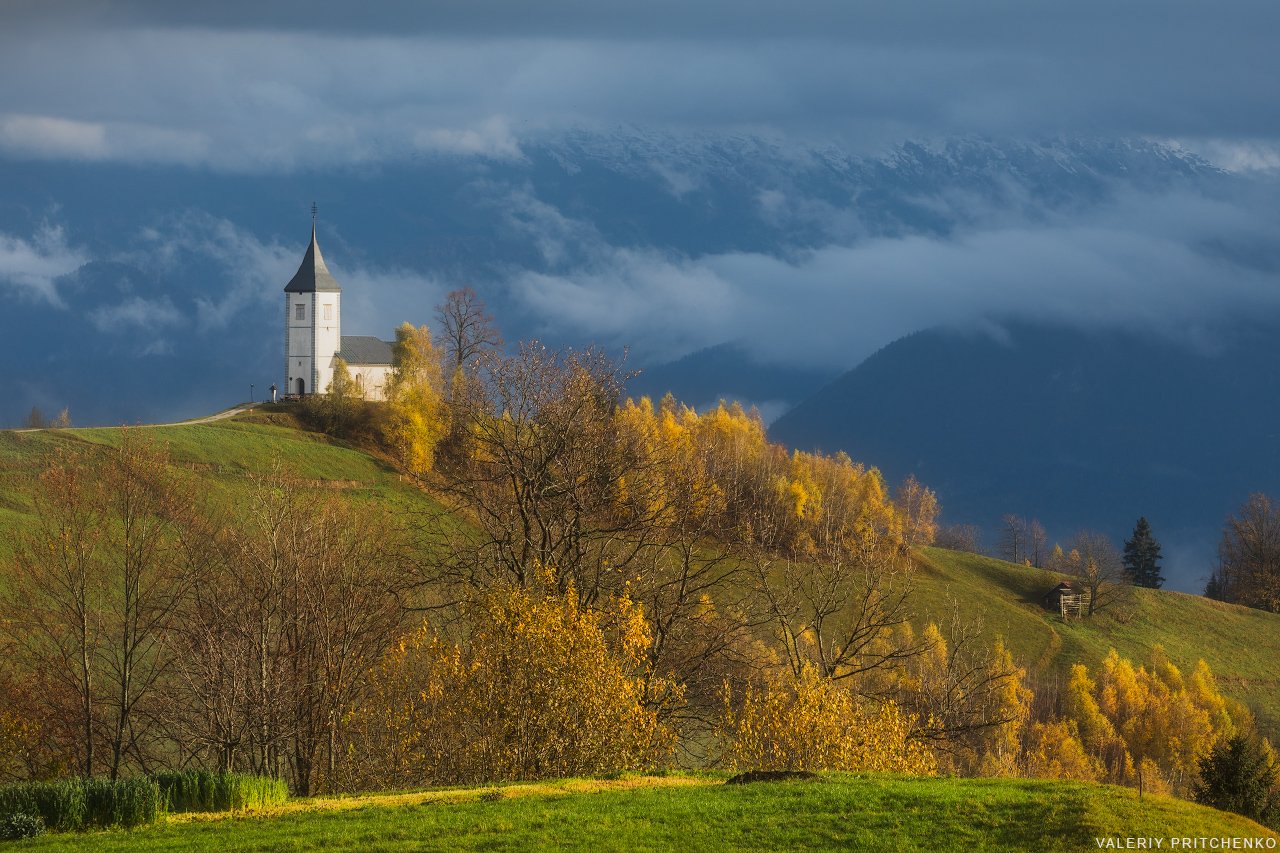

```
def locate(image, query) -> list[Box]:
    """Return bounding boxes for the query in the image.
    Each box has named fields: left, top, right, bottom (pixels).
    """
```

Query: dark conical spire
left=284, top=221, right=342, bottom=293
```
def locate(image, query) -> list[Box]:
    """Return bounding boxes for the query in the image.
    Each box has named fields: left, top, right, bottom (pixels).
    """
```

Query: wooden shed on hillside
left=1042, top=580, right=1089, bottom=618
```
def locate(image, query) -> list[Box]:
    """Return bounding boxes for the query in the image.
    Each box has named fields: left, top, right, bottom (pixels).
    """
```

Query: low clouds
left=507, top=183, right=1280, bottom=370
left=89, top=295, right=184, bottom=333
left=0, top=225, right=88, bottom=306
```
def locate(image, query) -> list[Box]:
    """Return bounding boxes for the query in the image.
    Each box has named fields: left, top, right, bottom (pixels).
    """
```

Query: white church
left=284, top=222, right=395, bottom=400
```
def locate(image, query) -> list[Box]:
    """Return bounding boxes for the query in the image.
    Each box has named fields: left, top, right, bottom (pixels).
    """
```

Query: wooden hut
left=1042, top=580, right=1089, bottom=618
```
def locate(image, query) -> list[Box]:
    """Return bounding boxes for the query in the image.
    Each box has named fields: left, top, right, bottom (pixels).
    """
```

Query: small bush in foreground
left=0, top=812, right=45, bottom=840
left=153, top=770, right=288, bottom=814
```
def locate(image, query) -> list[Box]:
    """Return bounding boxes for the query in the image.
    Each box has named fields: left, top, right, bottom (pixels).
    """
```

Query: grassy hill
left=4, top=409, right=1279, bottom=737
left=4, top=411, right=1280, bottom=844
left=911, top=548, right=1280, bottom=735
left=10, top=773, right=1276, bottom=852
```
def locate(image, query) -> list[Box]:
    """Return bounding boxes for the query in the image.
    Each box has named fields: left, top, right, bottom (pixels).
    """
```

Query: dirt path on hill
left=13, top=403, right=262, bottom=432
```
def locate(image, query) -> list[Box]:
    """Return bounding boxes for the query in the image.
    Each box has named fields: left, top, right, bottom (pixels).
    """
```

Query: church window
left=323, top=304, right=332, bottom=320
left=295, top=304, right=305, bottom=320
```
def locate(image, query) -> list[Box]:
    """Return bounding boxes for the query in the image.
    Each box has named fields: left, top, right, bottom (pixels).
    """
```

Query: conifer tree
left=1123, top=517, right=1164, bottom=589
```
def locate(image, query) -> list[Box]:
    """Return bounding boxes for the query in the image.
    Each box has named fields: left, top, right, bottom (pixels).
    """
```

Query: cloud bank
left=1, top=4, right=1277, bottom=172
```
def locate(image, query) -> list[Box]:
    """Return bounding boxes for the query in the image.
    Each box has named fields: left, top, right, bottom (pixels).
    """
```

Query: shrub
left=153, top=770, right=288, bottom=813
left=1194, top=735, right=1280, bottom=829
left=0, top=812, right=46, bottom=840
left=0, top=776, right=163, bottom=832
left=335, top=576, right=677, bottom=790
left=717, top=665, right=937, bottom=775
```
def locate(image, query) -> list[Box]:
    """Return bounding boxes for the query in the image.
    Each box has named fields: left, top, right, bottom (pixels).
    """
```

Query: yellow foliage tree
left=1022, top=719, right=1100, bottom=781
left=717, top=665, right=936, bottom=775
left=383, top=323, right=447, bottom=476
left=1055, top=648, right=1242, bottom=796
left=333, top=571, right=677, bottom=790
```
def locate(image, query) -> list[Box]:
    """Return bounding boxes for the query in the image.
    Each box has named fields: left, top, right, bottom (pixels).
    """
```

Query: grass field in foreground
left=7, top=774, right=1275, bottom=853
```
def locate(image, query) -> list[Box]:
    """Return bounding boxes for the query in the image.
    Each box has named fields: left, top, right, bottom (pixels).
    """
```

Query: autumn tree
left=1124, top=517, right=1165, bottom=589
left=716, top=665, right=936, bottom=775
left=1206, top=494, right=1280, bottom=612
left=745, top=448, right=928, bottom=688
left=1051, top=647, right=1242, bottom=796
left=895, top=475, right=939, bottom=548
left=336, top=574, right=674, bottom=790
left=383, top=323, right=447, bottom=477
left=304, top=358, right=362, bottom=437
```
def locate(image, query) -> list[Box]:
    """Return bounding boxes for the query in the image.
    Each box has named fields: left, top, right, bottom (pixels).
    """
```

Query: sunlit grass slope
left=0, top=409, right=438, bottom=557
left=915, top=548, right=1280, bottom=732
left=10, top=774, right=1275, bottom=853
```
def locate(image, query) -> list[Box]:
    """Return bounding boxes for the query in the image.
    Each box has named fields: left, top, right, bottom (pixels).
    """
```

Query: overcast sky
left=2, top=1, right=1279, bottom=171
left=2, top=0, right=1279, bottom=375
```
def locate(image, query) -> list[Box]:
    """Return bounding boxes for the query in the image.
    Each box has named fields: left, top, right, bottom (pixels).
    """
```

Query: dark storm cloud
left=1, top=1, right=1278, bottom=168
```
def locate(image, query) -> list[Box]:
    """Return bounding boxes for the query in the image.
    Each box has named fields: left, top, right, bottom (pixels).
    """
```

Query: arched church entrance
left=297, top=378, right=305, bottom=395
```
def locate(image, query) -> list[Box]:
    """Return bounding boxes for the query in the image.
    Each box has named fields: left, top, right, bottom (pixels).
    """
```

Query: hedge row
left=0, top=770, right=288, bottom=834
left=0, top=776, right=162, bottom=832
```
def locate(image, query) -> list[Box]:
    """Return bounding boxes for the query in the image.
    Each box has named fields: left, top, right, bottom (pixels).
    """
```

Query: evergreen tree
left=1123, top=517, right=1164, bottom=589
left=1193, top=734, right=1280, bottom=830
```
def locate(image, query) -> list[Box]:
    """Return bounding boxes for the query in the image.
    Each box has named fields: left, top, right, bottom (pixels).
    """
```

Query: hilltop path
left=15, top=403, right=262, bottom=432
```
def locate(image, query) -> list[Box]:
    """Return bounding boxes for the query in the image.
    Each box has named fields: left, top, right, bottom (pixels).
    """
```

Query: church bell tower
left=284, top=208, right=342, bottom=396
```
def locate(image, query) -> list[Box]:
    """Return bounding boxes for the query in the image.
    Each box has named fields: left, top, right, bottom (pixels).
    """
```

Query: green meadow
left=6, top=774, right=1275, bottom=853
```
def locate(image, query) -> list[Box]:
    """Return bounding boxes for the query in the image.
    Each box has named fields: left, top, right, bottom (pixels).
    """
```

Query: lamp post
left=250, top=383, right=254, bottom=403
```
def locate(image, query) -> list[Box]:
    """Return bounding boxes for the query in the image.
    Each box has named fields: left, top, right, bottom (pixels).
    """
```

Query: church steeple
left=284, top=218, right=342, bottom=293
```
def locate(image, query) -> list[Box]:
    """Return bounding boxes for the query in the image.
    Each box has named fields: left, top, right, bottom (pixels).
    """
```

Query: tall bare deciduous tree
left=166, top=470, right=407, bottom=794
left=1206, top=493, right=1280, bottom=612
left=998, top=514, right=1029, bottom=564
left=4, top=432, right=205, bottom=779
left=5, top=457, right=105, bottom=777
left=433, top=287, right=503, bottom=373
left=431, top=342, right=659, bottom=606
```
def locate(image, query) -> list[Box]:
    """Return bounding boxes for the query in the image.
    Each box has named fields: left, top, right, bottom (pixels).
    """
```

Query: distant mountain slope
left=769, top=321, right=1280, bottom=591
left=624, top=343, right=839, bottom=424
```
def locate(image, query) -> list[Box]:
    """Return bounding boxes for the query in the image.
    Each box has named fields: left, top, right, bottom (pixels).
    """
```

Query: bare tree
left=430, top=342, right=660, bottom=607
left=434, top=287, right=503, bottom=373
left=1065, top=529, right=1132, bottom=617
left=1028, top=519, right=1048, bottom=569
left=5, top=456, right=106, bottom=777
left=166, top=469, right=407, bottom=794
left=750, top=517, right=927, bottom=688
left=898, top=605, right=1024, bottom=764
left=5, top=432, right=204, bottom=779
left=997, top=514, right=1029, bottom=564
left=936, top=524, right=986, bottom=555
left=1207, top=493, right=1280, bottom=612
